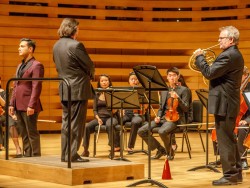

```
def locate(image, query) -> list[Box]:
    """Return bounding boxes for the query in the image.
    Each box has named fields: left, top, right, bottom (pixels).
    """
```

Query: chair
left=184, top=100, right=205, bottom=152
left=151, top=100, right=205, bottom=159
left=151, top=124, right=191, bottom=159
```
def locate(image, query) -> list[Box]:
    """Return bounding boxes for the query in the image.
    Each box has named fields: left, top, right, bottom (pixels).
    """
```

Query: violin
left=165, top=90, right=179, bottom=122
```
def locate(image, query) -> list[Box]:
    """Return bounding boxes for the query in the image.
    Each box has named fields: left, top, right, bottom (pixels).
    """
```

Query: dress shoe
left=81, top=150, right=90, bottom=157
left=72, top=157, right=89, bottom=162
left=62, top=157, right=90, bottom=162
left=14, top=154, right=23, bottom=158
left=212, top=177, right=237, bottom=186
left=241, top=160, right=249, bottom=170
left=151, top=149, right=166, bottom=159
left=209, top=159, right=221, bottom=166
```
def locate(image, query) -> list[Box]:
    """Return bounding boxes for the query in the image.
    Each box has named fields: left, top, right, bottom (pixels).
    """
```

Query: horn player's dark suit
left=195, top=45, right=244, bottom=181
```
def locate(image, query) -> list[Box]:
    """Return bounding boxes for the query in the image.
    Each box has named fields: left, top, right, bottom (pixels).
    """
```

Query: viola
left=165, top=95, right=179, bottom=122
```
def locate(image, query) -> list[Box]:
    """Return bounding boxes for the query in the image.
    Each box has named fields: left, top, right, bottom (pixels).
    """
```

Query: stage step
left=0, top=155, right=144, bottom=185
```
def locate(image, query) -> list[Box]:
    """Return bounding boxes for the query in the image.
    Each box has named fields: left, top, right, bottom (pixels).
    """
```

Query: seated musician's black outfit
left=82, top=92, right=119, bottom=157
left=137, top=85, right=190, bottom=160
left=116, top=109, right=143, bottom=152
left=237, top=111, right=250, bottom=170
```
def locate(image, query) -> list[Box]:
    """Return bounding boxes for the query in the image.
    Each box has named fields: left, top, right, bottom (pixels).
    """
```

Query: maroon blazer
left=10, top=57, right=44, bottom=112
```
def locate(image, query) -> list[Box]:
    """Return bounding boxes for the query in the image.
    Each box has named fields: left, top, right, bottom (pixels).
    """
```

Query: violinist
left=171, top=74, right=193, bottom=151
left=137, top=67, right=190, bottom=160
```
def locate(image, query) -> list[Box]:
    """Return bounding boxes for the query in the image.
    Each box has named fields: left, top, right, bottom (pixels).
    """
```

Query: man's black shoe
left=62, top=157, right=90, bottom=162
left=241, top=160, right=249, bottom=170
left=151, top=150, right=166, bottom=159
left=72, top=157, right=89, bottom=162
left=212, top=177, right=237, bottom=186
left=209, top=159, right=221, bottom=166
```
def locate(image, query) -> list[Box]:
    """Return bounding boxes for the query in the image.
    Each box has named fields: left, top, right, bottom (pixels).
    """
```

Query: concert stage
left=0, top=156, right=144, bottom=185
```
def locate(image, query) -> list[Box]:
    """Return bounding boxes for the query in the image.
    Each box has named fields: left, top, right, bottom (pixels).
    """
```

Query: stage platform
left=0, top=155, right=144, bottom=185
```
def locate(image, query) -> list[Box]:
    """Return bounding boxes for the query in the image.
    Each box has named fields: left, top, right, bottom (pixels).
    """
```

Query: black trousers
left=61, top=100, right=88, bottom=161
left=215, top=115, right=241, bottom=178
left=138, top=120, right=177, bottom=155
left=82, top=116, right=120, bottom=150
left=16, top=111, right=40, bottom=156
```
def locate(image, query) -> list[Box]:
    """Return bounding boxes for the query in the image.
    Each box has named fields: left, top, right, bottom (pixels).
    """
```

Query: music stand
left=105, top=90, right=140, bottom=162
left=127, top=65, right=168, bottom=188
left=188, top=89, right=220, bottom=173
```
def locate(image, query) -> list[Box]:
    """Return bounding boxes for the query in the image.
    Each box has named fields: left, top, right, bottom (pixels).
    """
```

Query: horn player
left=192, top=26, right=244, bottom=186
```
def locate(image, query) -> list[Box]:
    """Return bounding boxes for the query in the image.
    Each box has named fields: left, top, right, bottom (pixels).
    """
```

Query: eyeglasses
left=218, top=37, right=229, bottom=40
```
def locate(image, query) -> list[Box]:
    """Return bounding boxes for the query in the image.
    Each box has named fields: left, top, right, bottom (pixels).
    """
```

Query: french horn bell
left=189, top=44, right=219, bottom=85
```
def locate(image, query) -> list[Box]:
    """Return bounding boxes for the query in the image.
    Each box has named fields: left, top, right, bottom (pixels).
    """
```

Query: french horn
left=189, top=44, right=219, bottom=85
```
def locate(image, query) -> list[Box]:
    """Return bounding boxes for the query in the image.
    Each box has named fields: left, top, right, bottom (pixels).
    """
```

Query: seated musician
left=237, top=68, right=250, bottom=170
left=171, top=74, right=193, bottom=151
left=0, top=77, right=22, bottom=157
left=137, top=67, right=190, bottom=160
left=237, top=110, right=250, bottom=170
left=116, top=72, right=144, bottom=154
left=81, top=74, right=120, bottom=157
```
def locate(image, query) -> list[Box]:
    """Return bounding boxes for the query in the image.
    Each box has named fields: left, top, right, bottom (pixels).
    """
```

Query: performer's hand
left=193, top=48, right=203, bottom=58
left=170, top=91, right=178, bottom=99
left=154, top=116, right=160, bottom=123
left=11, top=114, right=17, bottom=121
left=97, top=118, right=103, bottom=125
left=27, top=107, right=34, bottom=116
left=239, top=120, right=247, bottom=126
left=9, top=106, right=14, bottom=116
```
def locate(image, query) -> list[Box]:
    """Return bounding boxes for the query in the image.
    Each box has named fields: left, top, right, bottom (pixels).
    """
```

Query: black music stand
left=127, top=65, right=168, bottom=188
left=188, top=89, right=220, bottom=173
left=105, top=90, right=140, bottom=162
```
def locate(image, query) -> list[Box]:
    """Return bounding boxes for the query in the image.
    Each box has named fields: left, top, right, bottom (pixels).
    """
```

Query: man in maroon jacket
left=9, top=38, right=44, bottom=157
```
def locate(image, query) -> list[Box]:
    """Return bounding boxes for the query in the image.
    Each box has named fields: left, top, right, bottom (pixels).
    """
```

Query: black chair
left=151, top=124, right=191, bottom=159
left=151, top=100, right=205, bottom=159
left=184, top=100, right=205, bottom=152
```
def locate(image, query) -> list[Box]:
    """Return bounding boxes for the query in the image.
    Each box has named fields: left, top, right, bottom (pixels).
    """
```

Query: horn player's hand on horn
left=193, top=48, right=203, bottom=58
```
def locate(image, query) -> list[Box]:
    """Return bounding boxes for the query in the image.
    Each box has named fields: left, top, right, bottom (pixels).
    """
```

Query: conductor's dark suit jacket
left=53, top=37, right=95, bottom=101
left=195, top=45, right=244, bottom=118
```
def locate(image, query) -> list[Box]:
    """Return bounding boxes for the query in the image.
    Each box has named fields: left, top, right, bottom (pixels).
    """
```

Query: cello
left=211, top=67, right=250, bottom=142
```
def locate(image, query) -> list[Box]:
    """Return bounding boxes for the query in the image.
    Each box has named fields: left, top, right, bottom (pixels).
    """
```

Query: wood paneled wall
left=1, top=0, right=250, bottom=130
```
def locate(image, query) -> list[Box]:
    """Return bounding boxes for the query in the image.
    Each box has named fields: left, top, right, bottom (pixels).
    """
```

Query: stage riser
left=0, top=158, right=144, bottom=185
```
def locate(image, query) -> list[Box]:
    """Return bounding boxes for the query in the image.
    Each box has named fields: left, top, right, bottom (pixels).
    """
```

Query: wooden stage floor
left=0, top=132, right=249, bottom=188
